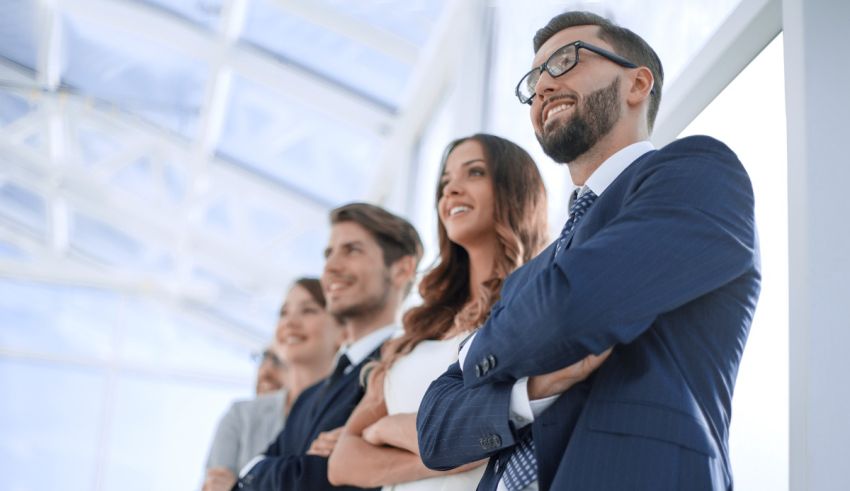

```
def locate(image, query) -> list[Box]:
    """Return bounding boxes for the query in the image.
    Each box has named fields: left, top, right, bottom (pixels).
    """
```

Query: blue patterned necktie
left=502, top=427, right=537, bottom=491
left=554, top=188, right=598, bottom=255
left=503, top=189, right=598, bottom=491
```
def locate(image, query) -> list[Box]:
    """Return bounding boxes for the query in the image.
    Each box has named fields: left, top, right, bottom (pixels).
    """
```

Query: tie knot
left=336, top=353, right=351, bottom=372
left=555, top=189, right=598, bottom=256
left=570, top=189, right=598, bottom=217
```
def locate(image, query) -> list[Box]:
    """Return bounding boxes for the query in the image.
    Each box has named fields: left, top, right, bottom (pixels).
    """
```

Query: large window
left=680, top=34, right=788, bottom=491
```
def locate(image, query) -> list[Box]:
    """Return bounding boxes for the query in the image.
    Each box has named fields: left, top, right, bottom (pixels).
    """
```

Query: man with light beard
left=418, top=10, right=760, bottom=491
left=233, top=203, right=422, bottom=491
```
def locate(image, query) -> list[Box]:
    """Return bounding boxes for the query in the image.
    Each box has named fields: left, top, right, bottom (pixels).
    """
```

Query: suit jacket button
left=475, top=364, right=482, bottom=377
left=494, top=456, right=501, bottom=473
left=487, top=354, right=497, bottom=369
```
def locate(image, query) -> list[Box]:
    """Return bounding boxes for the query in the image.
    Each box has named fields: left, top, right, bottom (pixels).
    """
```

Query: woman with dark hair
left=203, top=278, right=342, bottom=491
left=328, top=134, right=548, bottom=490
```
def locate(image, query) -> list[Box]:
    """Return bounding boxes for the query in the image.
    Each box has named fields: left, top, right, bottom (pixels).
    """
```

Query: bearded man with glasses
left=418, top=10, right=760, bottom=491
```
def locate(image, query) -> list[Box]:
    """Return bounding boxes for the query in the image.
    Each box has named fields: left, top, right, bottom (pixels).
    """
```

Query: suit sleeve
left=417, top=361, right=517, bottom=470
left=463, top=137, right=759, bottom=387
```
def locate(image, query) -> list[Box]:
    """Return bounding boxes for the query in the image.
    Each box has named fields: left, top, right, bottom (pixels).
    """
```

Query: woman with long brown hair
left=327, top=134, right=548, bottom=490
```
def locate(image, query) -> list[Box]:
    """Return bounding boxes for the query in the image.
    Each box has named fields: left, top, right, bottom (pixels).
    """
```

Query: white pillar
left=784, top=1, right=850, bottom=490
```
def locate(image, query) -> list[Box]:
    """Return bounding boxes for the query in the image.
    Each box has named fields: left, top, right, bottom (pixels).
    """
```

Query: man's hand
left=202, top=467, right=236, bottom=491
left=528, top=348, right=613, bottom=399
left=307, top=427, right=343, bottom=457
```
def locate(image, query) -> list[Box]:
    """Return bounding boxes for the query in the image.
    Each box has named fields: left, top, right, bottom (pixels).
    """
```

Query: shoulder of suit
left=659, top=135, right=736, bottom=159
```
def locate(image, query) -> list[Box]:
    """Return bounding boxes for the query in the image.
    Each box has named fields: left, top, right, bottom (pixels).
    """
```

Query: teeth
left=449, top=206, right=471, bottom=216
left=546, top=102, right=573, bottom=122
left=328, top=282, right=348, bottom=292
left=285, top=336, right=305, bottom=345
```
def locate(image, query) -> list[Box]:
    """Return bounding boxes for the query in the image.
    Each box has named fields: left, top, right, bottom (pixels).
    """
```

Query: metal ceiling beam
left=270, top=0, right=419, bottom=63
left=651, top=0, right=782, bottom=146
left=1, top=59, right=331, bottom=214
left=0, top=120, right=296, bottom=290
left=366, top=0, right=473, bottom=207
left=61, top=0, right=395, bottom=134
left=36, top=0, right=62, bottom=91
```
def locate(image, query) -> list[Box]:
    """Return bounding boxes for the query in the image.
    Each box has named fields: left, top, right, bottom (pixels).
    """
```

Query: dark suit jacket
left=236, top=347, right=382, bottom=491
left=417, top=136, right=760, bottom=491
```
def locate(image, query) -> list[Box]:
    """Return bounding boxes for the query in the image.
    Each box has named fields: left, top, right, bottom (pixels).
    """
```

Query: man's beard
left=330, top=270, right=392, bottom=321
left=536, top=77, right=622, bottom=164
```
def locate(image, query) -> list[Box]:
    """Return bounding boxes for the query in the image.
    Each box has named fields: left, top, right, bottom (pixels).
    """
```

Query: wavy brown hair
left=382, top=134, right=548, bottom=365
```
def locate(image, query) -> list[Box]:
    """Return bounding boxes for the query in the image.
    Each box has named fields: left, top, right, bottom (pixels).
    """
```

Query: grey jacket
left=205, top=389, right=287, bottom=475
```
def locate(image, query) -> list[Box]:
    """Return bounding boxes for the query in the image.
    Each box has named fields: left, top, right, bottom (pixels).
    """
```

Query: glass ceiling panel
left=68, top=211, right=173, bottom=274
left=0, top=181, right=47, bottom=239
left=110, top=155, right=190, bottom=207
left=0, top=0, right=39, bottom=72
left=310, top=0, right=446, bottom=47
left=136, top=0, right=224, bottom=31
left=217, top=75, right=381, bottom=206
left=75, top=122, right=127, bottom=166
left=0, top=240, right=28, bottom=260
left=241, top=0, right=410, bottom=110
left=190, top=266, right=270, bottom=333
left=61, top=12, right=208, bottom=139
left=0, top=91, right=34, bottom=127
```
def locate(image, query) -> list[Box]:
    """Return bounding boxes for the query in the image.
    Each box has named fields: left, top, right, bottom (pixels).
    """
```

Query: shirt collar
left=582, top=140, right=655, bottom=197
left=340, top=324, right=400, bottom=367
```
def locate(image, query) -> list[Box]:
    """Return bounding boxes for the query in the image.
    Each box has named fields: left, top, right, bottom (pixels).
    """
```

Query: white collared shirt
left=338, top=323, right=401, bottom=374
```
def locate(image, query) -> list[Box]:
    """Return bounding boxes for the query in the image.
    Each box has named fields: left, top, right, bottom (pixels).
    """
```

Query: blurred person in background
left=203, top=278, right=343, bottom=491
left=233, top=202, right=422, bottom=491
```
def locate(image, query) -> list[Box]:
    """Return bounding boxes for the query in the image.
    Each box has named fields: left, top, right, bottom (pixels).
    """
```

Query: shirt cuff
left=509, top=377, right=560, bottom=429
left=238, top=455, right=266, bottom=478
left=457, top=332, right=477, bottom=373
left=509, top=377, right=533, bottom=428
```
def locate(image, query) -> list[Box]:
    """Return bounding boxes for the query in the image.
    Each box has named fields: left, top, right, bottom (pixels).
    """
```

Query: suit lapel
left=551, top=149, right=658, bottom=261
left=304, top=344, right=383, bottom=439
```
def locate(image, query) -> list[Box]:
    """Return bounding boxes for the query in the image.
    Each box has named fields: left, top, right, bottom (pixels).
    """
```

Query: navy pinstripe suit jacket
left=417, top=135, right=760, bottom=491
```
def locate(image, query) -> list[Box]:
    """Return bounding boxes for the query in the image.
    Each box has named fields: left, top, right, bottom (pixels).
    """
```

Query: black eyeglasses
left=515, top=41, right=640, bottom=105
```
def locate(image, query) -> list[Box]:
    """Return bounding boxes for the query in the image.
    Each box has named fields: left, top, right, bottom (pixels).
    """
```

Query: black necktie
left=314, top=354, right=351, bottom=409
left=327, top=354, right=351, bottom=387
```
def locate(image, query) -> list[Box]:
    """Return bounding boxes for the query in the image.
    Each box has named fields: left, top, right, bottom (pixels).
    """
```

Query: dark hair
left=288, top=277, right=344, bottom=325
left=386, top=134, right=549, bottom=362
left=329, top=202, right=423, bottom=294
left=534, top=11, right=664, bottom=132
left=292, top=277, right=325, bottom=307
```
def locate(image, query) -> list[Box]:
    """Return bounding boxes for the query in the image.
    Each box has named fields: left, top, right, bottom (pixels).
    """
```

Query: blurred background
left=0, top=0, right=822, bottom=489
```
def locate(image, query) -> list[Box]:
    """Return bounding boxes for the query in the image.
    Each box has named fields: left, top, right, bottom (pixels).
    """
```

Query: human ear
left=626, top=66, right=654, bottom=106
left=390, top=255, right=417, bottom=289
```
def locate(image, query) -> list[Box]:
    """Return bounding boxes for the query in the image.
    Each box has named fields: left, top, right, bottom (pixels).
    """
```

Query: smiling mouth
left=285, top=335, right=306, bottom=345
left=448, top=205, right=471, bottom=217
left=544, top=101, right=576, bottom=125
left=326, top=280, right=352, bottom=294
